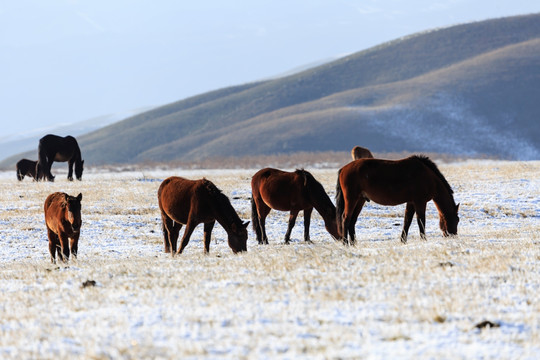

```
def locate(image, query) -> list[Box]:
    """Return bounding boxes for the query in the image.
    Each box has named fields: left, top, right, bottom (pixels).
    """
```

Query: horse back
left=158, top=176, right=215, bottom=224
left=39, top=134, right=80, bottom=158
left=340, top=158, right=437, bottom=205
left=251, top=168, right=309, bottom=211
left=351, top=146, right=374, bottom=160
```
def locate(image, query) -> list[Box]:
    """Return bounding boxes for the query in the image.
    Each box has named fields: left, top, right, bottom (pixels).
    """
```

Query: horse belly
left=54, top=153, right=70, bottom=162
left=363, top=190, right=409, bottom=206
left=163, top=205, right=190, bottom=225
left=261, top=193, right=299, bottom=212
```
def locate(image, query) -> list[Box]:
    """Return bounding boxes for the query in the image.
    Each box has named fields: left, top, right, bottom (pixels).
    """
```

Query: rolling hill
left=2, top=13, right=539, bottom=167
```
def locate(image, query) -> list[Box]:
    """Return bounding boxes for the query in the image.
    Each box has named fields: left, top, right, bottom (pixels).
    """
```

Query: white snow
left=0, top=161, right=539, bottom=359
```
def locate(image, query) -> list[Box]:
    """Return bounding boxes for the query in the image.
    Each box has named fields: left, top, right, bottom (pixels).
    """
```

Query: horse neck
left=73, top=147, right=82, bottom=163
left=309, top=186, right=336, bottom=221
left=433, top=183, right=455, bottom=219
left=213, top=196, right=240, bottom=232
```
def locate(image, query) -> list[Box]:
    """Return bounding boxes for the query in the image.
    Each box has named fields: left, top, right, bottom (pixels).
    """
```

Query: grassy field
left=0, top=161, right=539, bottom=358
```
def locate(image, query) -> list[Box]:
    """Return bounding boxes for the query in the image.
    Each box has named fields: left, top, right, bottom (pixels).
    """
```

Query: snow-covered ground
left=0, top=161, right=539, bottom=359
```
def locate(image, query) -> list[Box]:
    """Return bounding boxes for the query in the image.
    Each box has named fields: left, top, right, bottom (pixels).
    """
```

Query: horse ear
left=456, top=203, right=460, bottom=212
left=77, top=193, right=83, bottom=201
left=243, top=221, right=250, bottom=228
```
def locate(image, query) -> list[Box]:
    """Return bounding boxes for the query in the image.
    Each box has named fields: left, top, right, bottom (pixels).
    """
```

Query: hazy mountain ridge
left=2, top=13, right=539, bottom=168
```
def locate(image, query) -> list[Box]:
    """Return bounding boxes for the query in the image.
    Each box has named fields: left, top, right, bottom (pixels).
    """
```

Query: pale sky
left=1, top=0, right=539, bottom=136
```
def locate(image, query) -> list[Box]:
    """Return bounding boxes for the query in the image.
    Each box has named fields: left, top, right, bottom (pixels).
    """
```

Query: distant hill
left=2, top=13, right=539, bottom=168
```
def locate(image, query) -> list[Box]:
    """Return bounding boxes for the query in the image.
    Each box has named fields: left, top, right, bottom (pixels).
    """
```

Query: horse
left=37, top=134, right=84, bottom=181
left=336, top=155, right=459, bottom=244
left=251, top=168, right=339, bottom=244
left=44, top=192, right=83, bottom=263
left=351, top=145, right=374, bottom=160
left=158, top=176, right=249, bottom=255
left=16, top=159, right=41, bottom=181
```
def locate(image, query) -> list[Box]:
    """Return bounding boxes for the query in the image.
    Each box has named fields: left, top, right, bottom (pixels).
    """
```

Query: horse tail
left=251, top=196, right=261, bottom=237
left=335, top=168, right=345, bottom=237
left=16, top=162, right=23, bottom=181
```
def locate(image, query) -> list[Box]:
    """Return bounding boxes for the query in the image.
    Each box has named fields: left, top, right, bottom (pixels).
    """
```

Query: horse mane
left=411, top=155, right=454, bottom=195
left=202, top=178, right=242, bottom=225
left=296, top=169, right=335, bottom=212
left=202, top=178, right=222, bottom=195
left=294, top=169, right=309, bottom=186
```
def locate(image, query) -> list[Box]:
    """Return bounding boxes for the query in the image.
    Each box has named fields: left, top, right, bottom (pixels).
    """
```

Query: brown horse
left=44, top=192, right=83, bottom=263
left=16, top=159, right=41, bottom=181
left=37, top=134, right=84, bottom=181
left=351, top=146, right=374, bottom=160
left=158, top=176, right=249, bottom=254
left=336, top=155, right=459, bottom=244
left=251, top=168, right=339, bottom=244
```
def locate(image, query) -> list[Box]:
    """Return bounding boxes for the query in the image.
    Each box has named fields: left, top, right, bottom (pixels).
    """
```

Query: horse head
left=228, top=221, right=250, bottom=253
left=63, top=193, right=83, bottom=233
left=440, top=203, right=459, bottom=236
left=75, top=159, right=84, bottom=180
left=325, top=217, right=340, bottom=240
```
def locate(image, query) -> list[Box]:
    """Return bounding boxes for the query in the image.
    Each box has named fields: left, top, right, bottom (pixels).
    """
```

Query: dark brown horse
left=251, top=168, right=339, bottom=244
left=336, top=155, right=459, bottom=244
left=351, top=145, right=374, bottom=160
left=44, top=192, right=83, bottom=263
left=37, top=134, right=84, bottom=181
left=158, top=176, right=249, bottom=255
left=16, top=159, right=41, bottom=181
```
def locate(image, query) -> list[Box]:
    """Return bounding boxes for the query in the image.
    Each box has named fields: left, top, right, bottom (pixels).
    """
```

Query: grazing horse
left=351, top=145, right=374, bottom=160
left=37, top=134, right=84, bottom=181
left=158, top=176, right=249, bottom=255
left=16, top=159, right=41, bottom=181
left=336, top=155, right=459, bottom=244
left=251, top=168, right=339, bottom=244
left=44, top=192, right=83, bottom=263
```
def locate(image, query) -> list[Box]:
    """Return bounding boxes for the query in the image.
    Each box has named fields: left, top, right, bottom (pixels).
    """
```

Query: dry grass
left=0, top=161, right=539, bottom=358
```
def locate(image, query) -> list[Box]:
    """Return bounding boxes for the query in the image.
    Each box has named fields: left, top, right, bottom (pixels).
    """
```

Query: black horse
left=16, top=159, right=42, bottom=181
left=37, top=134, right=84, bottom=181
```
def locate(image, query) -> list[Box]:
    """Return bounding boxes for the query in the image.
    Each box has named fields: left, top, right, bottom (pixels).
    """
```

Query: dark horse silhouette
left=16, top=159, right=42, bottom=181
left=336, top=155, right=459, bottom=244
left=37, top=134, right=84, bottom=181
left=251, top=168, right=339, bottom=244
left=44, top=192, right=83, bottom=263
left=158, top=176, right=249, bottom=255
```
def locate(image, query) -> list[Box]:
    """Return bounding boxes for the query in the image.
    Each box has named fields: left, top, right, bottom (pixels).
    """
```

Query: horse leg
left=177, top=221, right=197, bottom=255
left=303, top=207, right=313, bottom=243
left=67, top=159, right=74, bottom=181
left=161, top=213, right=173, bottom=253
left=341, top=197, right=362, bottom=245
left=347, top=200, right=364, bottom=246
left=415, top=202, right=427, bottom=240
left=284, top=210, right=299, bottom=244
left=47, top=229, right=59, bottom=264
left=59, top=234, right=70, bottom=262
left=203, top=221, right=215, bottom=254
left=170, top=222, right=182, bottom=253
left=257, top=204, right=271, bottom=245
left=401, top=203, right=416, bottom=244
left=70, top=233, right=80, bottom=259
left=44, top=157, right=54, bottom=181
